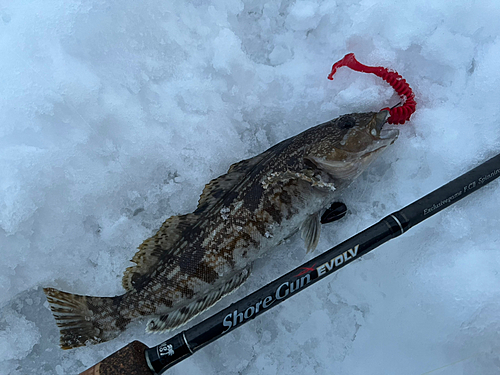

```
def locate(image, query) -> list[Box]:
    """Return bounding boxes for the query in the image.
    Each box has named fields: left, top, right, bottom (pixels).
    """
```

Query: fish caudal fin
left=43, top=288, right=126, bottom=349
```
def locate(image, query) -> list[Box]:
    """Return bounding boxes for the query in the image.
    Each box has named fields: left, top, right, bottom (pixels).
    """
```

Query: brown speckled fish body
left=44, top=111, right=398, bottom=349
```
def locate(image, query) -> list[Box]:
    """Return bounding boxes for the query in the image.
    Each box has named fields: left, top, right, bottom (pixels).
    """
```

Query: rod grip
left=79, top=341, right=152, bottom=375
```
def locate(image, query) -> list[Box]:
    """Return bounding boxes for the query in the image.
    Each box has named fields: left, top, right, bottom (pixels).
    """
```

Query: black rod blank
left=145, top=152, right=500, bottom=374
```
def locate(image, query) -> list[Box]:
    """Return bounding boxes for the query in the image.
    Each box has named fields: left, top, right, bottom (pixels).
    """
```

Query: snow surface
left=1, top=0, right=500, bottom=374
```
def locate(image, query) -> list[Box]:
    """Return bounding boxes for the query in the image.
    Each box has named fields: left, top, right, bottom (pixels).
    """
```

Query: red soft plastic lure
left=328, top=53, right=416, bottom=125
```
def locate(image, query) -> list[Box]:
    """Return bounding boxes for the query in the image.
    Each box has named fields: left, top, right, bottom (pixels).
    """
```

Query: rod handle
left=79, top=340, right=152, bottom=375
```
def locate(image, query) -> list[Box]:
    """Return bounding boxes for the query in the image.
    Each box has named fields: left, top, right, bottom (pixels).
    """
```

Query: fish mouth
left=374, top=110, right=390, bottom=133
left=360, top=125, right=399, bottom=158
left=379, top=127, right=399, bottom=141
left=372, top=110, right=399, bottom=144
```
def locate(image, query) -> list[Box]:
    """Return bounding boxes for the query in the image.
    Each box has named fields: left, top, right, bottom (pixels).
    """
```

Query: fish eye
left=338, top=115, right=356, bottom=129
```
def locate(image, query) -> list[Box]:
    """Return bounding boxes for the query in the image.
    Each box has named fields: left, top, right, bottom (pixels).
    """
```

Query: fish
left=43, top=110, right=398, bottom=349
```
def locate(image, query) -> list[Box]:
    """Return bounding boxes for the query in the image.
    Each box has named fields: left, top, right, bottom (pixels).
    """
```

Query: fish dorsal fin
left=146, top=266, right=252, bottom=332
left=195, top=153, right=268, bottom=215
left=122, top=213, right=197, bottom=292
left=124, top=153, right=268, bottom=292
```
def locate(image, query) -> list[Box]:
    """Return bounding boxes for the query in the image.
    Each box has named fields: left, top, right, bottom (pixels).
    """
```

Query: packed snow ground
left=1, top=0, right=500, bottom=374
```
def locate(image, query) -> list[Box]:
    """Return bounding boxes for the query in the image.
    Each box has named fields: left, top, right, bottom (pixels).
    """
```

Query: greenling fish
left=44, top=110, right=398, bottom=349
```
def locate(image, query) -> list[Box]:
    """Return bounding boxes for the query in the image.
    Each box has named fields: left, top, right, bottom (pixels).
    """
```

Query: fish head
left=306, top=110, right=399, bottom=181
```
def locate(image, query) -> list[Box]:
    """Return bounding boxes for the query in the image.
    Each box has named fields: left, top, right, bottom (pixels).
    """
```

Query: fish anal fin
left=122, top=213, right=197, bottom=292
left=146, top=266, right=252, bottom=332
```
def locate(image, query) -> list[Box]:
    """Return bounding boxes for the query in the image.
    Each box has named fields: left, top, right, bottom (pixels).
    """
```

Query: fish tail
left=43, top=287, right=127, bottom=349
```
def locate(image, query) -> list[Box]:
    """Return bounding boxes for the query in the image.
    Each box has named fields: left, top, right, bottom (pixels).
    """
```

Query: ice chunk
left=0, top=309, right=40, bottom=361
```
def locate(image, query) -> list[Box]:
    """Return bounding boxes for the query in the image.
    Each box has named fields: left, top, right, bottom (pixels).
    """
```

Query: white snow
left=1, top=0, right=500, bottom=374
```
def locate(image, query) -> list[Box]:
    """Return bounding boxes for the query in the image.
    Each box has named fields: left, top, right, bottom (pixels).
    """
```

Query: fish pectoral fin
left=301, top=213, right=321, bottom=253
left=122, top=213, right=198, bottom=292
left=146, top=266, right=253, bottom=333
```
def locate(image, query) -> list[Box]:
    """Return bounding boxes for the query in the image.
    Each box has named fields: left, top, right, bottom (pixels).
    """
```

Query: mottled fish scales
left=44, top=111, right=398, bottom=349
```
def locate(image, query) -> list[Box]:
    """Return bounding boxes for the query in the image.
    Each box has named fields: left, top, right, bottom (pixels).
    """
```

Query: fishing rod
left=80, top=152, right=500, bottom=375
